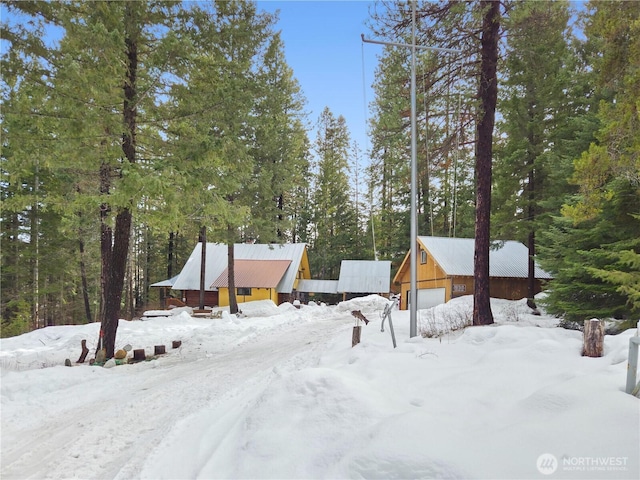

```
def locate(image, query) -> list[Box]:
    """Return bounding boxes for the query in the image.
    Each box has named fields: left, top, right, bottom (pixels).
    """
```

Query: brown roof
left=210, top=259, right=292, bottom=289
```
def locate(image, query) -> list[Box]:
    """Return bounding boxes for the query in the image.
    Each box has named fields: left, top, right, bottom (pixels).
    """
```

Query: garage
left=407, top=287, right=446, bottom=310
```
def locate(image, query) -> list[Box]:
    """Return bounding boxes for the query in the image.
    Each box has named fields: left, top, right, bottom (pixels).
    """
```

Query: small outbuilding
left=393, top=236, right=552, bottom=310
left=336, top=260, right=392, bottom=300
left=293, top=260, right=392, bottom=303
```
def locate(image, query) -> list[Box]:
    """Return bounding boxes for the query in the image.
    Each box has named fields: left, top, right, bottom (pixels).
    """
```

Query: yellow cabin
left=393, top=236, right=552, bottom=310
left=168, top=243, right=311, bottom=308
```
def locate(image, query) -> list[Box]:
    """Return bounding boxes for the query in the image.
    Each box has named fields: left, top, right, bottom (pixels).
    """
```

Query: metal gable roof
left=336, top=260, right=391, bottom=293
left=150, top=274, right=180, bottom=288
left=210, top=260, right=292, bottom=289
left=417, top=236, right=552, bottom=279
left=296, top=279, right=339, bottom=294
left=171, top=243, right=307, bottom=293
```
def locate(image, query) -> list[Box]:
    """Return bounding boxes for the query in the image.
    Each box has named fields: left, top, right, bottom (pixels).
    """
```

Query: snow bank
left=1, top=296, right=638, bottom=480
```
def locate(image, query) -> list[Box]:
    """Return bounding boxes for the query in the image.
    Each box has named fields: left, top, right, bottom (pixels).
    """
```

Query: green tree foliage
left=539, top=183, right=638, bottom=322
left=492, top=1, right=574, bottom=298
left=540, top=1, right=640, bottom=322
left=367, top=46, right=412, bottom=261
left=247, top=33, right=310, bottom=243
left=310, top=107, right=358, bottom=279
left=0, top=1, right=310, bottom=342
left=368, top=0, right=499, bottom=324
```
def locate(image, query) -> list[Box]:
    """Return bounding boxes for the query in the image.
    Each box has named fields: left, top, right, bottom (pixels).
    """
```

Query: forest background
left=1, top=0, right=638, bottom=338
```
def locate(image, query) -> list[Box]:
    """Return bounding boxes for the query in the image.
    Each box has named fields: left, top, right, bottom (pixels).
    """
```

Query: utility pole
left=362, top=0, right=460, bottom=337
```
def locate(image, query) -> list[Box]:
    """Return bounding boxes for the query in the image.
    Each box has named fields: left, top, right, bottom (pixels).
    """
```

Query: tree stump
left=352, top=326, right=362, bottom=347
left=582, top=319, right=605, bottom=357
left=133, top=349, right=146, bottom=361
left=154, top=345, right=166, bottom=355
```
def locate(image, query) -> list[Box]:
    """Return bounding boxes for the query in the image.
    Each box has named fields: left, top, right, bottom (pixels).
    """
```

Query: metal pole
left=409, top=0, right=418, bottom=337
left=361, top=2, right=461, bottom=338
left=626, top=336, right=640, bottom=395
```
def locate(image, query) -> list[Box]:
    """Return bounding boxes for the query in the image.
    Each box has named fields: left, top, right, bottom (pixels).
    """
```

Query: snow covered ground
left=1, top=295, right=638, bottom=480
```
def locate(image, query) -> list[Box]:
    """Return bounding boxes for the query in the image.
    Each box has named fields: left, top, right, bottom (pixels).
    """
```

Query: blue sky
left=258, top=0, right=378, bottom=157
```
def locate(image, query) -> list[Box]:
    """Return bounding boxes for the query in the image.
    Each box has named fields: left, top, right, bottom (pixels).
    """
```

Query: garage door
left=417, top=288, right=446, bottom=309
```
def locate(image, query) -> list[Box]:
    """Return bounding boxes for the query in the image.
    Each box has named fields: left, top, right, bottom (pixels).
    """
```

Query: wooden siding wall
left=396, top=249, right=453, bottom=309
left=450, top=276, right=474, bottom=298
left=183, top=290, right=219, bottom=307
left=490, top=278, right=545, bottom=300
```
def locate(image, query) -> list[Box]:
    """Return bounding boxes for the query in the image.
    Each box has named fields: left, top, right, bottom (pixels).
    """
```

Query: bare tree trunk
left=79, top=238, right=93, bottom=323
left=167, top=231, right=175, bottom=279
left=527, top=143, right=536, bottom=299
left=99, top=161, right=111, bottom=335
left=473, top=0, right=499, bottom=326
left=32, top=159, right=40, bottom=330
left=228, top=232, right=238, bottom=314
left=99, top=4, right=138, bottom=358
left=199, top=226, right=206, bottom=310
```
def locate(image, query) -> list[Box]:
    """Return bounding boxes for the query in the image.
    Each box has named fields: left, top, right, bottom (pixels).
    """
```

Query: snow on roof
left=150, top=275, right=180, bottom=288
left=418, top=236, right=552, bottom=279
left=336, top=260, right=391, bottom=293
left=172, top=243, right=307, bottom=294
left=296, top=279, right=339, bottom=294
left=210, top=260, right=292, bottom=289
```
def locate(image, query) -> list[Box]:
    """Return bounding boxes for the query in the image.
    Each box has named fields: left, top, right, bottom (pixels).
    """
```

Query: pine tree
left=540, top=1, right=640, bottom=322
left=492, top=1, right=573, bottom=299
left=248, top=33, right=310, bottom=243
left=310, top=108, right=358, bottom=279
left=162, top=1, right=276, bottom=314
left=367, top=46, right=412, bottom=260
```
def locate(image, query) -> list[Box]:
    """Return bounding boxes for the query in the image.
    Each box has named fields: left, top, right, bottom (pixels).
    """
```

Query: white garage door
left=417, top=288, right=446, bottom=309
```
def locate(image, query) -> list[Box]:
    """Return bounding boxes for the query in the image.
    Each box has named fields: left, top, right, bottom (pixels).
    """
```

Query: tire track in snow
left=1, top=311, right=352, bottom=479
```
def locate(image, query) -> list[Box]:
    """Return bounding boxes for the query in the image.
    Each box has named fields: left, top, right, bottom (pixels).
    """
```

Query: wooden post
left=76, top=339, right=89, bottom=363
left=352, top=326, right=362, bottom=347
left=582, top=319, right=605, bottom=357
left=154, top=345, right=166, bottom=355
left=133, top=349, right=146, bottom=361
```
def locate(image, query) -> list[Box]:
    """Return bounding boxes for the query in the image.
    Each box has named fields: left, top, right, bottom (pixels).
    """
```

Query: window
left=420, top=250, right=428, bottom=264
left=237, top=287, right=251, bottom=296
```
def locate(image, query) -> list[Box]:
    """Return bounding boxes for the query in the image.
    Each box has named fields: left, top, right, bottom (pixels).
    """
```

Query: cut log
left=154, top=345, right=166, bottom=355
left=133, top=349, right=146, bottom=361
left=582, top=318, right=605, bottom=357
left=172, top=340, right=182, bottom=349
left=352, top=326, right=362, bottom=347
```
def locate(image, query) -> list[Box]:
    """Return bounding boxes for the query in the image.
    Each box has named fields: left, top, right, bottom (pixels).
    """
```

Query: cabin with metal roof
left=170, top=243, right=310, bottom=307
left=336, top=260, right=391, bottom=300
left=393, top=236, right=552, bottom=310
left=294, top=260, right=391, bottom=303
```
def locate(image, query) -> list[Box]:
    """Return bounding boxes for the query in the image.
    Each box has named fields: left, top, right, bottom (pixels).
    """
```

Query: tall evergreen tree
left=310, top=108, right=357, bottom=279
left=541, top=0, right=640, bottom=322
left=367, top=46, right=412, bottom=260
left=492, top=1, right=572, bottom=299
left=248, top=33, right=309, bottom=243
